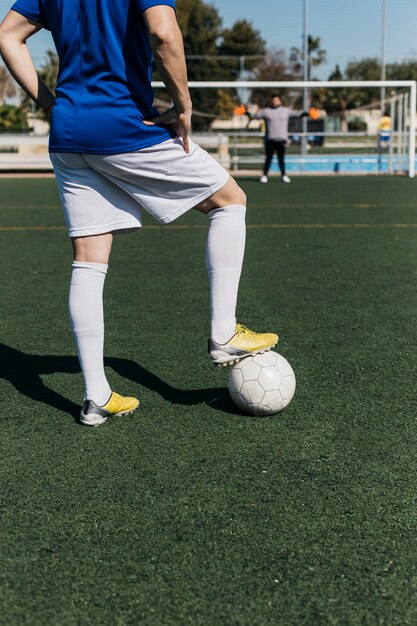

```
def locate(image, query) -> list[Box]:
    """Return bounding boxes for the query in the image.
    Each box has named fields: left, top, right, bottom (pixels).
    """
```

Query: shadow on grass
left=0, top=343, right=240, bottom=420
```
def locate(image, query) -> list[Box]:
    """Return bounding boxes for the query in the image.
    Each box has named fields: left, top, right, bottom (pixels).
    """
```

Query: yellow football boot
left=80, top=392, right=139, bottom=427
left=209, top=323, right=279, bottom=366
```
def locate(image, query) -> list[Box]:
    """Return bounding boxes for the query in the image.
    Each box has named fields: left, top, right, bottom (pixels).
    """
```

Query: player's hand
left=43, top=101, right=55, bottom=121
left=143, top=107, right=192, bottom=153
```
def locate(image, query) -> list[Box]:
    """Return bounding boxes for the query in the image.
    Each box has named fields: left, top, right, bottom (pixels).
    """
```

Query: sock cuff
left=208, top=204, right=246, bottom=219
left=72, top=261, right=108, bottom=274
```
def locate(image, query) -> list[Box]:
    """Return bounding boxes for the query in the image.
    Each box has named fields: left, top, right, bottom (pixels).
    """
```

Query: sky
left=211, top=0, right=417, bottom=77
left=0, top=0, right=416, bottom=78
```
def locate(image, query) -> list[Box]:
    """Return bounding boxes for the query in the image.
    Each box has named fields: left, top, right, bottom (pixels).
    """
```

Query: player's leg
left=261, top=140, right=274, bottom=183
left=50, top=153, right=141, bottom=425
left=82, top=141, right=278, bottom=367
left=195, top=177, right=278, bottom=366
left=70, top=233, right=112, bottom=407
left=69, top=234, right=139, bottom=426
left=194, top=176, right=246, bottom=343
left=277, top=141, right=291, bottom=183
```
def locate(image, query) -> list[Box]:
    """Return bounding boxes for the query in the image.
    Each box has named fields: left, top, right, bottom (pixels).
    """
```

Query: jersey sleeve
left=135, top=0, right=176, bottom=13
left=11, top=0, right=49, bottom=29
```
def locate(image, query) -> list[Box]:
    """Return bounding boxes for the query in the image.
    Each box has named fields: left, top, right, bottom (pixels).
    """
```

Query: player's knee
left=233, top=186, right=247, bottom=206
left=194, top=178, right=246, bottom=214
left=71, top=233, right=113, bottom=264
left=222, top=181, right=246, bottom=207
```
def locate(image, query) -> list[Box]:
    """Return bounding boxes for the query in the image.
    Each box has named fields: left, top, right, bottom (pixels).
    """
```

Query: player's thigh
left=194, top=176, right=247, bottom=214
left=83, top=139, right=231, bottom=226
left=50, top=152, right=142, bottom=240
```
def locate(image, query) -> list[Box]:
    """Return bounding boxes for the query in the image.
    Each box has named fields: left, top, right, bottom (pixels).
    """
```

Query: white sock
left=69, top=261, right=111, bottom=405
left=206, top=204, right=246, bottom=344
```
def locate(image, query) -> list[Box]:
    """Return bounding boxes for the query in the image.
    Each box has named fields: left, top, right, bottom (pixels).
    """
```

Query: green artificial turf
left=1, top=175, right=417, bottom=625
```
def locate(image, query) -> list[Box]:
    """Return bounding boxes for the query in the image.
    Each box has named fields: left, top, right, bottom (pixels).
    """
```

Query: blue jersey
left=11, top=0, right=176, bottom=153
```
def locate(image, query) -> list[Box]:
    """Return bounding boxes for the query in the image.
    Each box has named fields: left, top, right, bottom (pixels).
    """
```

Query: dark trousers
left=264, top=139, right=286, bottom=176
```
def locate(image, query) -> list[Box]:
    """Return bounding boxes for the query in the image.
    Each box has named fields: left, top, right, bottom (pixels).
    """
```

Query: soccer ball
left=228, top=351, right=296, bottom=416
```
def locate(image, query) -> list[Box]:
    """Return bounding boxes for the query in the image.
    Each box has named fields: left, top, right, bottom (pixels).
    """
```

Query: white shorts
left=50, top=138, right=230, bottom=237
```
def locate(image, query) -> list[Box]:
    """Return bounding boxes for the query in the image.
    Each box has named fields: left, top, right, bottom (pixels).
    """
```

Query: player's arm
left=142, top=5, right=192, bottom=152
left=145, top=5, right=191, bottom=118
left=0, top=11, right=55, bottom=116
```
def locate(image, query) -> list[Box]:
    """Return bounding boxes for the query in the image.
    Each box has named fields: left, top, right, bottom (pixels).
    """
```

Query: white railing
left=0, top=81, right=415, bottom=174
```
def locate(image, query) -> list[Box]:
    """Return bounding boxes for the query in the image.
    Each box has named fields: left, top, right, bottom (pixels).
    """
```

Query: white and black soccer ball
left=228, top=351, right=296, bottom=416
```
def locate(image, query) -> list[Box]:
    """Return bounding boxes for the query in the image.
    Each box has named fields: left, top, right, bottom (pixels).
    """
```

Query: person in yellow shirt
left=378, top=112, right=392, bottom=148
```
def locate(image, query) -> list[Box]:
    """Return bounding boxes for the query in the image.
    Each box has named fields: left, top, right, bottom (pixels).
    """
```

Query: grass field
left=1, top=175, right=417, bottom=625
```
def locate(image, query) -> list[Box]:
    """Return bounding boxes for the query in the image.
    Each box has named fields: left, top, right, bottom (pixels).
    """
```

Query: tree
left=344, top=57, right=381, bottom=105
left=328, top=64, right=343, bottom=82
left=0, top=104, right=28, bottom=132
left=0, top=65, right=17, bottom=105
left=343, top=58, right=417, bottom=106
left=345, top=57, right=380, bottom=82
left=320, top=64, right=356, bottom=131
left=212, top=19, right=267, bottom=118
left=251, top=48, right=289, bottom=106
left=322, top=64, right=352, bottom=111
left=218, top=19, right=266, bottom=80
left=290, top=35, right=327, bottom=80
left=176, top=0, right=200, bottom=36
left=287, top=35, right=327, bottom=109
left=387, top=60, right=417, bottom=82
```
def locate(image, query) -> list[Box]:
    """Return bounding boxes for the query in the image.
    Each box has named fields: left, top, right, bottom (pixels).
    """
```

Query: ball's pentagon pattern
left=238, top=379, right=265, bottom=405
left=277, top=358, right=294, bottom=377
left=262, top=389, right=284, bottom=412
left=280, top=374, right=296, bottom=401
left=228, top=352, right=296, bottom=416
left=240, top=360, right=262, bottom=381
left=258, top=366, right=283, bottom=392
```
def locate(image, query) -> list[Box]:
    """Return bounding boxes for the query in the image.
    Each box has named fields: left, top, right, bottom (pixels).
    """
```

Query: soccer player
left=0, top=0, right=278, bottom=426
left=248, top=94, right=308, bottom=184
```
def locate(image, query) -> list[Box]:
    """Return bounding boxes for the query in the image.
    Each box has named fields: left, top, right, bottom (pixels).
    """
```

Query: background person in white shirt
left=249, top=94, right=309, bottom=184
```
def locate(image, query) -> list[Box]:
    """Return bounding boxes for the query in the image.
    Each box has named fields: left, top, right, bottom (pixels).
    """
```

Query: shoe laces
left=236, top=323, right=256, bottom=336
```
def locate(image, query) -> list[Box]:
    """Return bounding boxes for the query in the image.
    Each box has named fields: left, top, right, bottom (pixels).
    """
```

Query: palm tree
left=290, top=35, right=327, bottom=80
